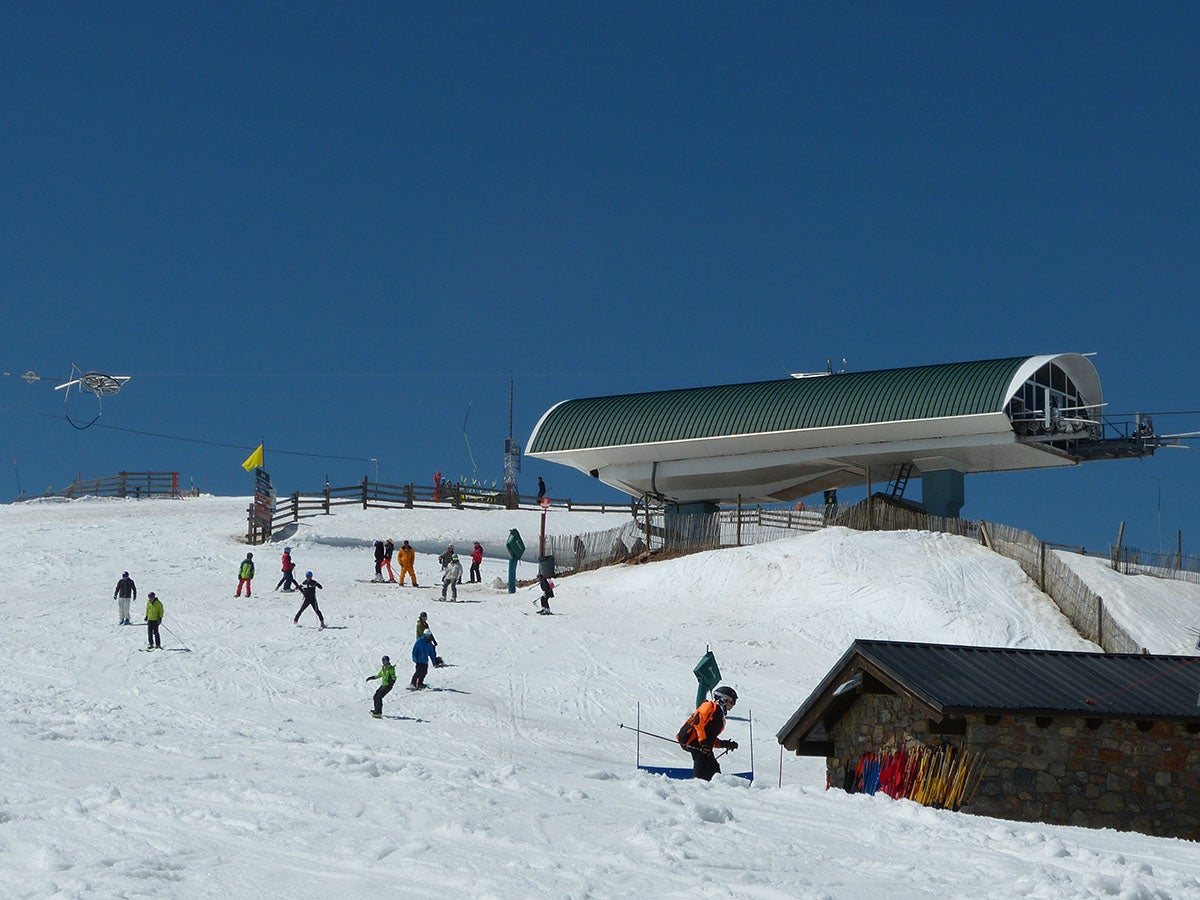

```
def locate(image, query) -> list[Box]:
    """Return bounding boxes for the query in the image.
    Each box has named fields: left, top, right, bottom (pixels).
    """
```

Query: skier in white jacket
left=441, top=555, right=463, bottom=601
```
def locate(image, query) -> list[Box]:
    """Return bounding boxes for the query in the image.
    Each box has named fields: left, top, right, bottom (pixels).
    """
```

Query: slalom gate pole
left=618, top=723, right=678, bottom=745
left=161, top=623, right=190, bottom=651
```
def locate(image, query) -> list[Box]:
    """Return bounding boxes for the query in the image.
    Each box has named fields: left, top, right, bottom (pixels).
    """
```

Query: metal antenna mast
left=503, top=378, right=521, bottom=504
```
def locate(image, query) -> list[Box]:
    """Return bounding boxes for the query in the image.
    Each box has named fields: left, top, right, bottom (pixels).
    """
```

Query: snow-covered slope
left=2, top=496, right=1199, bottom=898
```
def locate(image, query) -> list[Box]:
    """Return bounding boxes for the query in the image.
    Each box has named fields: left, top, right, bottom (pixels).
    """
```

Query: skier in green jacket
left=416, top=611, right=436, bottom=642
left=236, top=552, right=255, bottom=597
left=366, top=655, right=397, bottom=718
left=144, top=591, right=164, bottom=650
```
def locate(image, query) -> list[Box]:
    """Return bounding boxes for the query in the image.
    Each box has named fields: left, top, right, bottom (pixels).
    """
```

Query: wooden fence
left=538, top=506, right=826, bottom=575
left=247, top=478, right=638, bottom=544
left=826, top=496, right=1143, bottom=655
left=18, top=471, right=185, bottom=501
left=1110, top=545, right=1200, bottom=585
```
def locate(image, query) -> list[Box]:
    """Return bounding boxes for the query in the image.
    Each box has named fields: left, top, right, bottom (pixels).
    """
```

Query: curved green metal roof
left=529, top=357, right=1031, bottom=453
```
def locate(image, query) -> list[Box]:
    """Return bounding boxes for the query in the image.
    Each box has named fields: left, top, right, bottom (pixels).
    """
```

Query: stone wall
left=826, top=690, right=1200, bottom=840
left=966, top=714, right=1200, bottom=840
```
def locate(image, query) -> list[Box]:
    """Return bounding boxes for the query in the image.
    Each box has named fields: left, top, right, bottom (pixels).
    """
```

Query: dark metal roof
left=778, top=640, right=1200, bottom=751
left=528, top=357, right=1030, bottom=453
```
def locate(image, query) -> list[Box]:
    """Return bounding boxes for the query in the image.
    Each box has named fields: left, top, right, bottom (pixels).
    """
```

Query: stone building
left=776, top=640, right=1200, bottom=840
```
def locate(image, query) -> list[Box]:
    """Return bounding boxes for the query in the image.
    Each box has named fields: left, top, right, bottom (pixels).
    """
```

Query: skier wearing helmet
left=235, top=552, right=255, bottom=597
left=276, top=547, right=299, bottom=592
left=293, top=571, right=326, bottom=629
left=416, top=611, right=435, bottom=643
left=441, top=555, right=463, bottom=601
left=366, top=655, right=397, bottom=718
left=676, top=686, right=739, bottom=781
left=410, top=631, right=438, bottom=689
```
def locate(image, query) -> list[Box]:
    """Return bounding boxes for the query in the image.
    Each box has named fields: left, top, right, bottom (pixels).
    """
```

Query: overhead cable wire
left=30, top=410, right=371, bottom=463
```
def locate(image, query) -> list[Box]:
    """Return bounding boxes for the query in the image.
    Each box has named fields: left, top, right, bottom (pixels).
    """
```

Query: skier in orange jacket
left=677, top=686, right=739, bottom=781
left=398, top=540, right=418, bottom=586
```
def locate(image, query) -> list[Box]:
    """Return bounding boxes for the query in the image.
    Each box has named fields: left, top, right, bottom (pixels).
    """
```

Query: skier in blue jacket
left=410, top=631, right=438, bottom=689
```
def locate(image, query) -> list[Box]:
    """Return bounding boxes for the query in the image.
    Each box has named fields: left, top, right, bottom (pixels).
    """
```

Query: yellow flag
left=241, top=443, right=264, bottom=472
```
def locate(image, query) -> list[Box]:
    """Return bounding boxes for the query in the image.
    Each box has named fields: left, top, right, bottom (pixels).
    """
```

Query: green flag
left=693, top=651, right=722, bottom=708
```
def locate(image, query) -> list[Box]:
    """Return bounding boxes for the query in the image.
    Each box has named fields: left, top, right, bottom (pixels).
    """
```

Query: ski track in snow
left=1, top=497, right=1199, bottom=897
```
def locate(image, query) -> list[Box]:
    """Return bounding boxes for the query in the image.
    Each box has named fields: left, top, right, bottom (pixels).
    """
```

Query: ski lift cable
left=463, top=401, right=478, bottom=472
left=29, top=410, right=375, bottom=463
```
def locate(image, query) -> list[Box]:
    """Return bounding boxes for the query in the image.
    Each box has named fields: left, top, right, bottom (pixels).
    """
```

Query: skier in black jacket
left=293, top=572, right=326, bottom=629
left=114, top=571, right=137, bottom=625
left=372, top=540, right=386, bottom=582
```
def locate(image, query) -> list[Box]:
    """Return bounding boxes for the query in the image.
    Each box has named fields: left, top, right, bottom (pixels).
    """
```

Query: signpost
left=253, top=467, right=275, bottom=538
left=539, top=495, right=550, bottom=557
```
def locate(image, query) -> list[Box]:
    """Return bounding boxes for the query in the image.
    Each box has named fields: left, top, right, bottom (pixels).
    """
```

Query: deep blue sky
left=2, top=3, right=1197, bottom=554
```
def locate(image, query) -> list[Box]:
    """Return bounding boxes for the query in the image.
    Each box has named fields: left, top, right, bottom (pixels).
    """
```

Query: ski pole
left=161, top=623, right=190, bottom=651
left=618, top=723, right=678, bottom=745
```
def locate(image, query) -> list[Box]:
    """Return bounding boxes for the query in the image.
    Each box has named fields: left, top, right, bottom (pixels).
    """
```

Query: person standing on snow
left=410, top=630, right=438, bottom=689
left=366, top=655, right=397, bottom=718
left=441, top=554, right=463, bottom=601
left=536, top=476, right=546, bottom=500
left=372, top=540, right=386, bottom=582
left=236, top=552, right=255, bottom=597
left=293, top=571, right=326, bottom=629
left=382, top=539, right=396, bottom=582
left=535, top=572, right=554, bottom=614
left=114, top=571, right=137, bottom=625
left=416, top=610, right=436, bottom=643
left=144, top=591, right=164, bottom=650
left=398, top=540, right=418, bottom=586
left=677, top=686, right=739, bottom=781
left=469, top=542, right=483, bottom=583
left=276, top=547, right=299, bottom=592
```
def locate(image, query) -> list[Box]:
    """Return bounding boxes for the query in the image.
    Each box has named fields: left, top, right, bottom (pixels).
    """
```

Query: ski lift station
left=526, top=353, right=1163, bottom=518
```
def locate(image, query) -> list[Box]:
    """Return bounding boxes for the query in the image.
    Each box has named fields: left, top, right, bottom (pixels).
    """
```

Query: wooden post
left=1097, top=595, right=1104, bottom=649
left=1112, top=520, right=1125, bottom=572
left=1177, top=530, right=1183, bottom=571
left=1039, top=541, right=1047, bottom=592
left=866, top=467, right=874, bottom=531
left=362, top=476, right=369, bottom=509
left=292, top=492, right=300, bottom=522
left=323, top=482, right=331, bottom=514
left=643, top=494, right=651, bottom=552
left=736, top=494, right=742, bottom=548
left=406, top=483, right=414, bottom=509
left=979, top=521, right=992, bottom=551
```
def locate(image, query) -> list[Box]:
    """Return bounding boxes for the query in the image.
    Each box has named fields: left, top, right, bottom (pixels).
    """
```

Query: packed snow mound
left=2, top=496, right=1200, bottom=898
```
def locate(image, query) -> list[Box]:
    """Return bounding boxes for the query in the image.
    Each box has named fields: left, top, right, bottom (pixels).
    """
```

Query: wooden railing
left=246, top=478, right=638, bottom=544
left=18, top=471, right=185, bottom=501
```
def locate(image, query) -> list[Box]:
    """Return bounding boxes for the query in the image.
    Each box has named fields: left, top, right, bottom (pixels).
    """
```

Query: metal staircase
left=886, top=463, right=914, bottom=500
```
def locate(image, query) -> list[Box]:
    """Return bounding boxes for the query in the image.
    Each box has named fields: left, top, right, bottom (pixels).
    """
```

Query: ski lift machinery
left=54, top=364, right=132, bottom=429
